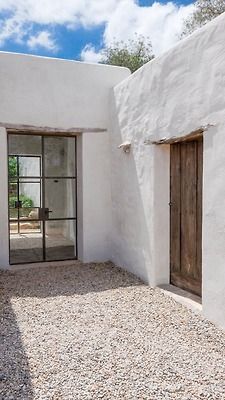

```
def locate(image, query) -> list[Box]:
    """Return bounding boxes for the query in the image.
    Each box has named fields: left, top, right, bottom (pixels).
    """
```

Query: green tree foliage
left=9, top=156, right=17, bottom=178
left=181, top=0, right=225, bottom=37
left=8, top=156, right=34, bottom=217
left=101, top=35, right=154, bottom=73
left=9, top=195, right=33, bottom=209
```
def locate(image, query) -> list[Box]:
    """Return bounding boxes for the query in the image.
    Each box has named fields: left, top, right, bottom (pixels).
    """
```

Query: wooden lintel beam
left=0, top=122, right=107, bottom=136
left=144, top=125, right=214, bottom=145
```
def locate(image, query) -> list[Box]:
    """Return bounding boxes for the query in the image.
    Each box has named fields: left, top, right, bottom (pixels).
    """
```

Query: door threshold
left=158, top=284, right=202, bottom=314
left=9, top=259, right=80, bottom=271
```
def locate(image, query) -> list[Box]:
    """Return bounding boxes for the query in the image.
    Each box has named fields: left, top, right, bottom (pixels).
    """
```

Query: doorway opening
left=170, top=137, right=203, bottom=296
left=8, top=134, right=77, bottom=264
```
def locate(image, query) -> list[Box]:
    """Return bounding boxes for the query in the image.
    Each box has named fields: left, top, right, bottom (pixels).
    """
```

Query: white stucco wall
left=0, top=52, right=129, bottom=130
left=0, top=52, right=130, bottom=269
left=203, top=124, right=225, bottom=329
left=79, top=132, right=112, bottom=262
left=111, top=13, right=225, bottom=329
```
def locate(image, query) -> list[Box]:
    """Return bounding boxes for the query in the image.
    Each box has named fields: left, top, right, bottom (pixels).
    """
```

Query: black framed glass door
left=8, top=134, right=77, bottom=264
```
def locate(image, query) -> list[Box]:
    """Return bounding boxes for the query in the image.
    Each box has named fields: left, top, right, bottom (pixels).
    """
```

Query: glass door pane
left=43, top=136, right=77, bottom=261
left=8, top=156, right=19, bottom=233
left=44, top=137, right=76, bottom=177
left=10, top=222, right=43, bottom=264
left=18, top=156, right=41, bottom=177
left=9, top=180, right=19, bottom=221
left=45, top=178, right=76, bottom=219
left=19, top=178, right=41, bottom=228
left=8, top=135, right=43, bottom=264
left=8, top=156, right=18, bottom=178
left=8, top=135, right=42, bottom=157
left=45, top=220, right=76, bottom=261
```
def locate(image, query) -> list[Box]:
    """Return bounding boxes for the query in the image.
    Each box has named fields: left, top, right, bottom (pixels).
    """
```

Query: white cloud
left=104, top=1, right=195, bottom=56
left=0, top=0, right=121, bottom=33
left=27, top=31, right=58, bottom=51
left=0, top=15, right=26, bottom=46
left=80, top=44, right=103, bottom=63
left=80, top=0, right=195, bottom=63
left=0, top=0, right=195, bottom=58
left=0, top=0, right=122, bottom=49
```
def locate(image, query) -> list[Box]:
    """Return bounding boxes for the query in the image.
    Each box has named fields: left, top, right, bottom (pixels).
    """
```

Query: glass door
left=43, top=136, right=77, bottom=261
left=8, top=134, right=77, bottom=264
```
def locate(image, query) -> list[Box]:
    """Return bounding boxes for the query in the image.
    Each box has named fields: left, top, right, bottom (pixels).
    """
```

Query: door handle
left=44, top=208, right=53, bottom=219
left=39, top=208, right=53, bottom=220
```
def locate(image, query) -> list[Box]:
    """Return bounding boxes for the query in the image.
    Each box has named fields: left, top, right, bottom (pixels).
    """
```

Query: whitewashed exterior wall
left=0, top=53, right=130, bottom=269
left=78, top=131, right=112, bottom=263
left=0, top=52, right=129, bottom=129
left=110, top=13, right=225, bottom=329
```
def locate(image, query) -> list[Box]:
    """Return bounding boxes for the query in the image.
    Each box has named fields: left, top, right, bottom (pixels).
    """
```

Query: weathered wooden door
left=170, top=138, right=203, bottom=296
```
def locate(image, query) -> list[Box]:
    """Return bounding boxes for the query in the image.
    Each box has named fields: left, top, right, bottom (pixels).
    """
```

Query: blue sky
left=0, top=0, right=195, bottom=61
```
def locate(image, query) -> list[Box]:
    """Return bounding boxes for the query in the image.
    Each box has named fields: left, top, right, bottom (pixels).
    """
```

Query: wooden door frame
left=170, top=135, right=203, bottom=297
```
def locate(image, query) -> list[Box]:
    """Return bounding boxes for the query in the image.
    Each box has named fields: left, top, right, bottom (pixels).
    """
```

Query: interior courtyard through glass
left=8, top=134, right=77, bottom=264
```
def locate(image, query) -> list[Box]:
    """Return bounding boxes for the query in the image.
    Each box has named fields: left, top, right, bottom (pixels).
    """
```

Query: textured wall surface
left=0, top=53, right=130, bottom=269
left=111, top=13, right=225, bottom=329
left=81, top=132, right=112, bottom=262
left=0, top=52, right=129, bottom=130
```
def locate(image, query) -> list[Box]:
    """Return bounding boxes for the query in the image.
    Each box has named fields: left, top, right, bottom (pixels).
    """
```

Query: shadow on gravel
left=2, top=262, right=143, bottom=299
left=0, top=280, right=34, bottom=400
left=0, top=262, right=142, bottom=399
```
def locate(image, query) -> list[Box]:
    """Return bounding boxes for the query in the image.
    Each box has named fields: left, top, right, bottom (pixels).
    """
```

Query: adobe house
left=0, top=12, right=225, bottom=330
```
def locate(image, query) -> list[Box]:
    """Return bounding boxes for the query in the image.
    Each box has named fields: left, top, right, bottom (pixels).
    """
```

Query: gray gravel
left=0, top=262, right=225, bottom=400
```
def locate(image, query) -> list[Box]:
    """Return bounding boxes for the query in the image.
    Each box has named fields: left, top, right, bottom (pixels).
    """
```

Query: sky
left=0, top=0, right=195, bottom=62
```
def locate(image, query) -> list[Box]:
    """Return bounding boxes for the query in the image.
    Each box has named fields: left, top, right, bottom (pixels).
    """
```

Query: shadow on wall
left=109, top=93, right=170, bottom=285
left=0, top=262, right=143, bottom=399
left=110, top=95, right=152, bottom=282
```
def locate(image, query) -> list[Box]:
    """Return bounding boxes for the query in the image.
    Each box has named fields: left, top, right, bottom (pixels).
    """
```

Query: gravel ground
left=0, top=262, right=225, bottom=400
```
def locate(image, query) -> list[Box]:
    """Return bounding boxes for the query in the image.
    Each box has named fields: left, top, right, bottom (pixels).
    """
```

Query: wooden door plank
left=180, top=141, right=197, bottom=280
left=170, top=272, right=202, bottom=297
left=196, top=138, right=203, bottom=284
left=170, top=144, right=181, bottom=276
